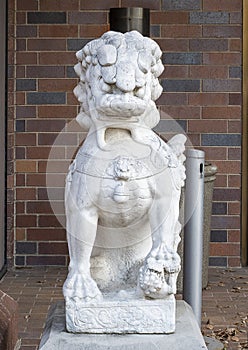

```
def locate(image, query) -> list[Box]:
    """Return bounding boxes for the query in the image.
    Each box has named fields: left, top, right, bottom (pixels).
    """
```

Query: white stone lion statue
left=63, top=31, right=186, bottom=315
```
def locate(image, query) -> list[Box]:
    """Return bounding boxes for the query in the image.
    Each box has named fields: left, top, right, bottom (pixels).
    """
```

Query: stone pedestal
left=39, top=301, right=208, bottom=350
left=65, top=294, right=175, bottom=334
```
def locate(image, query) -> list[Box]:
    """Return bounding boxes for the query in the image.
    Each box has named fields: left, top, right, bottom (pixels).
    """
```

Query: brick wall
left=9, top=0, right=242, bottom=267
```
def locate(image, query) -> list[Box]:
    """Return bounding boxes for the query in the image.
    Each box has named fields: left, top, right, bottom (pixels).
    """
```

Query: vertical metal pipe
left=183, top=149, right=205, bottom=327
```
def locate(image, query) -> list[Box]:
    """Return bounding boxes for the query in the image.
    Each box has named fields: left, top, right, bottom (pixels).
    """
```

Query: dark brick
left=16, top=241, right=37, bottom=254
left=16, top=25, right=37, bottom=37
left=38, top=242, right=68, bottom=255
left=27, top=66, right=65, bottom=78
left=203, top=79, right=241, bottom=92
left=190, top=11, right=229, bottom=24
left=27, top=92, right=66, bottom=105
left=163, top=52, right=202, bottom=65
left=201, top=133, right=241, bottom=146
left=67, top=38, right=91, bottom=51
left=229, top=93, right=241, bottom=105
left=16, top=106, right=36, bottom=119
left=213, top=188, right=241, bottom=202
left=26, top=255, right=66, bottom=266
left=203, top=25, right=242, bottom=38
left=16, top=120, right=25, bottom=132
left=151, top=25, right=160, bottom=38
left=229, top=66, right=241, bottom=78
left=16, top=147, right=25, bottom=159
left=68, top=11, right=107, bottom=24
left=66, top=66, right=77, bottom=78
left=16, top=79, right=36, bottom=91
left=26, top=119, right=65, bottom=132
left=212, top=202, right=227, bottom=215
left=28, top=12, right=66, bottom=24
left=209, top=257, right=227, bottom=267
left=15, top=256, right=25, bottom=266
left=189, top=39, right=228, bottom=51
left=162, top=79, right=200, bottom=92
left=162, top=0, right=201, bottom=10
left=153, top=119, right=187, bottom=133
left=210, top=230, right=227, bottom=242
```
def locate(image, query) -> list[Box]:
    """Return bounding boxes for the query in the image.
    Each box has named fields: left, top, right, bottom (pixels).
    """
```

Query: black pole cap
left=109, top=7, right=150, bottom=36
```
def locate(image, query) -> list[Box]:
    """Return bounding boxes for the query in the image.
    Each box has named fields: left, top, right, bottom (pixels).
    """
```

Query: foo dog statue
left=63, top=30, right=186, bottom=334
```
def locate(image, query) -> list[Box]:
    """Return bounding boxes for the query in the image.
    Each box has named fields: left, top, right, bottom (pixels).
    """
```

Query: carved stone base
left=39, top=301, right=208, bottom=350
left=65, top=293, right=175, bottom=334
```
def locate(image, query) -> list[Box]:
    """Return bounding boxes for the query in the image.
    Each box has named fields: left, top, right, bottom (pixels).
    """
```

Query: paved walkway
left=0, top=267, right=247, bottom=350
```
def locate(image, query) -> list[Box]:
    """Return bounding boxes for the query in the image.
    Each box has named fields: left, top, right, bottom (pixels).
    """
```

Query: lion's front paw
left=63, top=270, right=102, bottom=303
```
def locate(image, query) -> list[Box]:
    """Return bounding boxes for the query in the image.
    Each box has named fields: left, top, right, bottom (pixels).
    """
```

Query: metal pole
left=183, top=149, right=205, bottom=327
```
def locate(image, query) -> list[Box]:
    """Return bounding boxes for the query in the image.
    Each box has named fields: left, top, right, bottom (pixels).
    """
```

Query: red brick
left=188, top=93, right=229, bottom=106
left=40, top=0, right=79, bottom=10
left=16, top=92, right=25, bottom=105
left=151, top=11, right=188, bottom=24
left=38, top=215, right=64, bottom=227
left=203, top=0, right=242, bottom=11
left=228, top=120, right=241, bottom=133
left=227, top=257, right=241, bottom=267
left=16, top=12, right=26, bottom=24
left=16, top=188, right=36, bottom=200
left=67, top=92, right=78, bottom=105
left=26, top=147, right=50, bottom=160
left=16, top=133, right=36, bottom=146
left=17, top=0, right=38, bottom=10
left=214, top=172, right=227, bottom=187
left=229, top=39, right=241, bottom=51
left=228, top=147, right=241, bottom=160
left=214, top=160, right=240, bottom=174
left=228, top=175, right=241, bottom=187
left=16, top=201, right=25, bottom=213
left=188, top=120, right=227, bottom=133
left=39, top=25, right=78, bottom=38
left=39, top=52, right=75, bottom=65
left=209, top=243, right=240, bottom=256
left=228, top=230, right=240, bottom=242
left=27, top=201, right=53, bottom=214
left=80, top=0, right=119, bottom=9
left=157, top=93, right=187, bottom=106
left=38, top=242, right=68, bottom=255
left=16, top=52, right=37, bottom=65
left=27, top=39, right=66, bottom=52
left=202, top=106, right=241, bottom=119
left=16, top=215, right=37, bottom=227
left=161, top=106, right=200, bottom=119
left=26, top=174, right=46, bottom=187
left=38, top=105, right=77, bottom=118
left=79, top=25, right=110, bottom=38
left=189, top=66, right=228, bottom=79
left=161, top=25, right=202, bottom=38
left=156, top=39, right=189, bottom=52
left=204, top=147, right=227, bottom=161
left=27, top=228, right=66, bottom=241
left=38, top=79, right=76, bottom=92
left=203, top=53, right=241, bottom=65
left=16, top=174, right=25, bottom=186
left=162, top=66, right=189, bottom=79
left=16, top=161, right=37, bottom=173
left=16, top=228, right=26, bottom=241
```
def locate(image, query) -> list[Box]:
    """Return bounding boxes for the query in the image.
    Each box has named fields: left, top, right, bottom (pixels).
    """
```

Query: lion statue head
left=73, top=30, right=164, bottom=131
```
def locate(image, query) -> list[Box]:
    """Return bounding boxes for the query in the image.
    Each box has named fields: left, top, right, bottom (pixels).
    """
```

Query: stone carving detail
left=63, top=30, right=186, bottom=334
